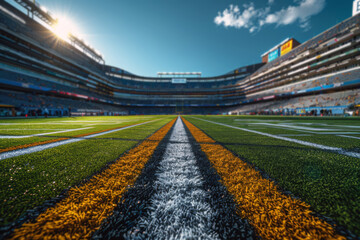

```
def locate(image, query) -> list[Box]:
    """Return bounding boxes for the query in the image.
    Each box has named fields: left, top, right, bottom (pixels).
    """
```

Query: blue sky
left=8, top=0, right=351, bottom=77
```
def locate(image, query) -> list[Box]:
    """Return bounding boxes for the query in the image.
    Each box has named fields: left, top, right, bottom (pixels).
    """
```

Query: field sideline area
left=0, top=115, right=359, bottom=239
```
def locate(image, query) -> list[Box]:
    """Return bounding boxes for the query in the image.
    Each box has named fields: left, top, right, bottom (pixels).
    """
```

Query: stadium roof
left=12, top=0, right=104, bottom=63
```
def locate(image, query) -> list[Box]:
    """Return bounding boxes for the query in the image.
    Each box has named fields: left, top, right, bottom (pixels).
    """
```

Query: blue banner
left=268, top=48, right=280, bottom=62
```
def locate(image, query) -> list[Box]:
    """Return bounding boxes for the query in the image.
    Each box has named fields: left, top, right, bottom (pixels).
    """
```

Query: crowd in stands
left=247, top=68, right=360, bottom=99
left=110, top=77, right=244, bottom=91
left=229, top=88, right=360, bottom=116
left=1, top=1, right=360, bottom=116
left=0, top=89, right=128, bottom=117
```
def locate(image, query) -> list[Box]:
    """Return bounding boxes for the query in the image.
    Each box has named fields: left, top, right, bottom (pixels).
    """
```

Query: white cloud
left=264, top=0, right=325, bottom=28
left=214, top=3, right=270, bottom=32
left=214, top=0, right=325, bottom=32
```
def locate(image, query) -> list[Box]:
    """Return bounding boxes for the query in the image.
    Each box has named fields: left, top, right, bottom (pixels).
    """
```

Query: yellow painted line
left=10, top=118, right=176, bottom=240
left=182, top=117, right=345, bottom=240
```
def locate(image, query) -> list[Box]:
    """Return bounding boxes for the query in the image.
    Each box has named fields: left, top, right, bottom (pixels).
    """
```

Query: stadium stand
left=229, top=88, right=360, bottom=116
left=0, top=0, right=360, bottom=116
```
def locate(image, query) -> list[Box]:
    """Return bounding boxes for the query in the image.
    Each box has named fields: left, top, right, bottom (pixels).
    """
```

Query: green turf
left=289, top=135, right=360, bottom=150
left=185, top=115, right=360, bottom=236
left=194, top=115, right=360, bottom=149
left=0, top=116, right=162, bottom=149
left=0, top=116, right=174, bottom=225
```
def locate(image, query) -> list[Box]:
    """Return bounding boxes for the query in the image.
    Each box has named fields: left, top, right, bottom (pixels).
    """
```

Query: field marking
left=277, top=134, right=312, bottom=137
left=312, top=132, right=360, bottom=135
left=192, top=117, right=360, bottom=159
left=0, top=127, right=93, bottom=139
left=245, top=123, right=360, bottom=135
left=0, top=120, right=159, bottom=161
left=330, top=125, right=360, bottom=129
left=85, top=123, right=135, bottom=126
left=61, top=120, right=133, bottom=123
left=0, top=129, right=72, bottom=131
left=184, top=118, right=346, bottom=239
left=338, top=135, right=360, bottom=140
left=0, top=123, right=85, bottom=125
left=234, top=119, right=293, bottom=122
left=236, top=122, right=320, bottom=134
left=285, top=122, right=360, bottom=130
left=249, top=123, right=340, bottom=131
left=130, top=118, right=219, bottom=239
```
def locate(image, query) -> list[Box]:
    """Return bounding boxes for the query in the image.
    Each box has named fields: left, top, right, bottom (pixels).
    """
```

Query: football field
left=0, top=115, right=359, bottom=239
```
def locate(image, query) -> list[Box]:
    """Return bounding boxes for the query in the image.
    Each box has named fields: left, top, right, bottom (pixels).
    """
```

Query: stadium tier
left=1, top=1, right=360, bottom=116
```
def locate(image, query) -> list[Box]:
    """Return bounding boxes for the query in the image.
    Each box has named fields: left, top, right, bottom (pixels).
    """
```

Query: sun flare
left=52, top=17, right=78, bottom=40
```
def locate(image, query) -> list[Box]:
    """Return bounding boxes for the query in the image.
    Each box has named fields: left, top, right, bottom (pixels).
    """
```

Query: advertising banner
left=268, top=48, right=280, bottom=62
left=281, top=39, right=293, bottom=56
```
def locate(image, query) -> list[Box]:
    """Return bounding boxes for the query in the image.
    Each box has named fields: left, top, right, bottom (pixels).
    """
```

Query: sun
left=52, top=17, right=78, bottom=40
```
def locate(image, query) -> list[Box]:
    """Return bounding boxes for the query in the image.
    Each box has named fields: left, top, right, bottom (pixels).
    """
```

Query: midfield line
left=191, top=117, right=360, bottom=159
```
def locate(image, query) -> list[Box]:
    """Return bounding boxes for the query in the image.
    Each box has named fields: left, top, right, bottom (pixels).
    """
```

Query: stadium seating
left=229, top=88, right=360, bottom=115
left=0, top=1, right=360, bottom=115
left=0, top=89, right=128, bottom=117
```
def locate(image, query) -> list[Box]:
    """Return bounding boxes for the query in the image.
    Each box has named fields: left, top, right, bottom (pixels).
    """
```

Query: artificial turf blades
left=182, top=117, right=346, bottom=240
left=7, top=118, right=176, bottom=239
left=0, top=115, right=359, bottom=239
left=93, top=118, right=257, bottom=239
left=0, top=116, right=172, bottom=228
left=184, top=115, right=360, bottom=238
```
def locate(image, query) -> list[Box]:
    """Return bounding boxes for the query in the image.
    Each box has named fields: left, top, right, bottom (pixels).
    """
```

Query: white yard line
left=130, top=117, right=219, bottom=239
left=234, top=119, right=292, bottom=122
left=0, top=123, right=78, bottom=125
left=249, top=122, right=340, bottom=131
left=313, top=132, right=360, bottom=135
left=277, top=134, right=313, bottom=137
left=338, top=135, right=360, bottom=140
left=299, top=123, right=360, bottom=129
left=0, top=120, right=159, bottom=161
left=0, top=127, right=93, bottom=139
left=0, top=129, right=72, bottom=131
left=0, top=135, right=30, bottom=139
left=242, top=123, right=360, bottom=135
left=192, top=117, right=360, bottom=159
left=331, top=125, right=360, bottom=129
left=60, top=120, right=132, bottom=123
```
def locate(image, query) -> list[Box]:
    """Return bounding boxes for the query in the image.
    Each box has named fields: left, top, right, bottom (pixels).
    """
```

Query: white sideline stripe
left=192, top=117, right=360, bottom=159
left=234, top=119, right=292, bottom=122
left=0, top=127, right=93, bottom=139
left=338, top=135, right=360, bottom=140
left=0, top=123, right=78, bottom=125
left=314, top=132, right=360, bottom=135
left=249, top=122, right=340, bottom=131
left=0, top=129, right=72, bottom=131
left=130, top=117, right=219, bottom=239
left=61, top=120, right=132, bottom=123
left=332, top=125, right=360, bottom=129
left=0, top=120, right=158, bottom=161
left=278, top=134, right=312, bottom=137
left=238, top=124, right=360, bottom=135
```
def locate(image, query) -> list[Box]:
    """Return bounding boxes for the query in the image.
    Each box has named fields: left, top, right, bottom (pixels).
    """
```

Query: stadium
left=0, top=0, right=360, bottom=239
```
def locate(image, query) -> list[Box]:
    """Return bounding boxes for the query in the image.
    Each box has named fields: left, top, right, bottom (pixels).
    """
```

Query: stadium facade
left=0, top=0, right=360, bottom=116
